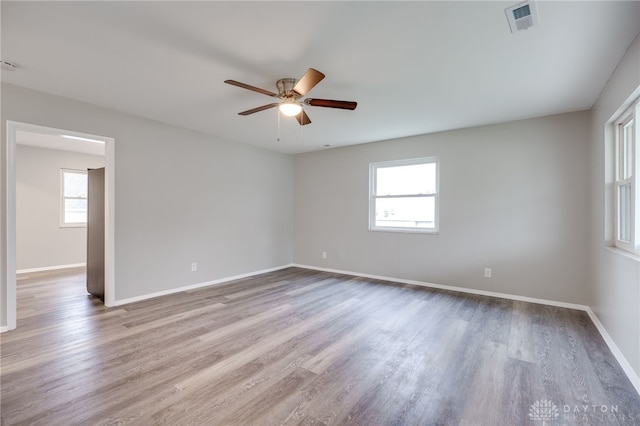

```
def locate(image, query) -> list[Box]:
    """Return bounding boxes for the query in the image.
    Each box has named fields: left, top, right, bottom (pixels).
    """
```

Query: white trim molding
left=17, top=263, right=86, bottom=275
left=294, top=264, right=586, bottom=310
left=293, top=263, right=640, bottom=396
left=4, top=121, right=116, bottom=328
left=586, top=308, right=640, bottom=396
left=113, top=264, right=294, bottom=306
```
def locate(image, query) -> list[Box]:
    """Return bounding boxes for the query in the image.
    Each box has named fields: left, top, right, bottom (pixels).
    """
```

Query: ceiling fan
left=224, top=68, right=357, bottom=126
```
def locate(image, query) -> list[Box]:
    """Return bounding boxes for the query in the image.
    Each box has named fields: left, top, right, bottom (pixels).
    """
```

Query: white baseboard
left=8, top=261, right=639, bottom=395
left=17, top=263, right=86, bottom=274
left=113, top=264, right=294, bottom=306
left=293, top=263, right=640, bottom=396
left=294, top=264, right=587, bottom=310
left=585, top=308, right=640, bottom=396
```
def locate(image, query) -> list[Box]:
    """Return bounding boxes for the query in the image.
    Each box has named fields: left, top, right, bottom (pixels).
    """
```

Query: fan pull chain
left=300, top=117, right=304, bottom=143
left=276, top=108, right=281, bottom=142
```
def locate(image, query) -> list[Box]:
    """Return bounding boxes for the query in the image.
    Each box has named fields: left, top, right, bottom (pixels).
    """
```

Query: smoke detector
left=505, top=1, right=538, bottom=33
left=1, top=60, right=17, bottom=71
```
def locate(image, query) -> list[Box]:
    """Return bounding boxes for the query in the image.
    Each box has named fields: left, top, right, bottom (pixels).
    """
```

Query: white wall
left=16, top=145, right=105, bottom=270
left=294, top=111, right=590, bottom=305
left=588, top=33, right=640, bottom=377
left=1, top=83, right=293, bottom=326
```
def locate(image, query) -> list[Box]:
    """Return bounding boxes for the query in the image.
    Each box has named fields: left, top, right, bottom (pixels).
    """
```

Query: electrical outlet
left=191, top=262, right=197, bottom=272
left=484, top=268, right=492, bottom=278
left=322, top=251, right=327, bottom=259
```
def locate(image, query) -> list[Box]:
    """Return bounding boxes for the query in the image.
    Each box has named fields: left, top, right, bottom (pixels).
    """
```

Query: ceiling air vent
left=505, top=1, right=538, bottom=33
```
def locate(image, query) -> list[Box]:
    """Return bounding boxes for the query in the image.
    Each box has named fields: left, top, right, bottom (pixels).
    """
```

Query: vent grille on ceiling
left=505, top=1, right=538, bottom=33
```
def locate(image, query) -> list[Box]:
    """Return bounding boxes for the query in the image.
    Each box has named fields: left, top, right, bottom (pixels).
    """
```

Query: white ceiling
left=2, top=1, right=639, bottom=155
left=16, top=130, right=105, bottom=157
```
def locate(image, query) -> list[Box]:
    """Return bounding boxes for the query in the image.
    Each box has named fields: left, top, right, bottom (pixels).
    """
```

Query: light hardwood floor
left=1, top=267, right=639, bottom=425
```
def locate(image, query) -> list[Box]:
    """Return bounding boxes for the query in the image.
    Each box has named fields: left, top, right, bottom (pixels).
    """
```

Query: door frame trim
left=4, top=121, right=115, bottom=330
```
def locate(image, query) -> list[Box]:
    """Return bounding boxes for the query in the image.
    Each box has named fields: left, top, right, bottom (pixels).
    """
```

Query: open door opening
left=4, top=121, right=115, bottom=331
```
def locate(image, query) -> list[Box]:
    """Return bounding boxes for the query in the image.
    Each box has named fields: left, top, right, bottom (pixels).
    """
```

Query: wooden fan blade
left=295, top=110, right=312, bottom=126
left=304, top=98, right=357, bottom=110
left=238, top=103, right=279, bottom=116
left=293, top=68, right=325, bottom=96
left=225, top=80, right=278, bottom=97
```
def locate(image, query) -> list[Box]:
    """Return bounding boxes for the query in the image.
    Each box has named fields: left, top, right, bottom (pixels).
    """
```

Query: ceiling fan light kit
left=279, top=101, right=302, bottom=117
left=224, top=67, right=357, bottom=127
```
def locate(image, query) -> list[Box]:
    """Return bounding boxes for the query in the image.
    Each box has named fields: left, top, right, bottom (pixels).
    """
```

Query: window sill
left=604, top=246, right=640, bottom=263
left=369, top=227, right=440, bottom=235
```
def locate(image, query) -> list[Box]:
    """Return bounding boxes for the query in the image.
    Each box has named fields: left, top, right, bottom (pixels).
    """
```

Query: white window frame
left=613, top=99, right=639, bottom=255
left=369, top=156, right=439, bottom=234
left=60, top=168, right=88, bottom=228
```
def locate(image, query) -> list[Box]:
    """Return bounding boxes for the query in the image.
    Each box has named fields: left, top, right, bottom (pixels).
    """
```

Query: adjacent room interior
left=1, top=1, right=640, bottom=424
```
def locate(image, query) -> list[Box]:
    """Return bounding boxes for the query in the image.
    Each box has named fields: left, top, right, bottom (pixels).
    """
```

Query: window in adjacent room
left=60, top=169, right=88, bottom=227
left=369, top=156, right=439, bottom=233
left=614, top=98, right=639, bottom=255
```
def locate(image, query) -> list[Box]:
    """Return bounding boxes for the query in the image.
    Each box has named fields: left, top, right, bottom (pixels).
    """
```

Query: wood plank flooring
left=2, top=267, right=640, bottom=425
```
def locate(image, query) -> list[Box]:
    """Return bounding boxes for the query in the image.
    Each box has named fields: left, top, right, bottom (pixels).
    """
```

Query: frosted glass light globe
left=279, top=102, right=302, bottom=117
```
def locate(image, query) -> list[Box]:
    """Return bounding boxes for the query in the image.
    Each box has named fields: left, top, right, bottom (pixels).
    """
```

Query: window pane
left=375, top=196, right=435, bottom=229
left=618, top=183, right=631, bottom=242
left=621, top=120, right=634, bottom=179
left=64, top=171, right=88, bottom=198
left=376, top=163, right=436, bottom=196
left=65, top=198, right=87, bottom=223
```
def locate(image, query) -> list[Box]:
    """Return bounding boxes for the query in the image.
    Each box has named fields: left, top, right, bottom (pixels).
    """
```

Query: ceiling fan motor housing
left=277, top=78, right=301, bottom=100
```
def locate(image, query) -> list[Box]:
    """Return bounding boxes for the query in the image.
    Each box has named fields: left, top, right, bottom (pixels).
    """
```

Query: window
left=61, top=169, right=88, bottom=227
left=614, top=99, right=639, bottom=254
left=369, top=157, right=439, bottom=233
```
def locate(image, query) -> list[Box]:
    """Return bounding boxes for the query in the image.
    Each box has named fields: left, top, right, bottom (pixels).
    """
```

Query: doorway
left=4, top=121, right=115, bottom=330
